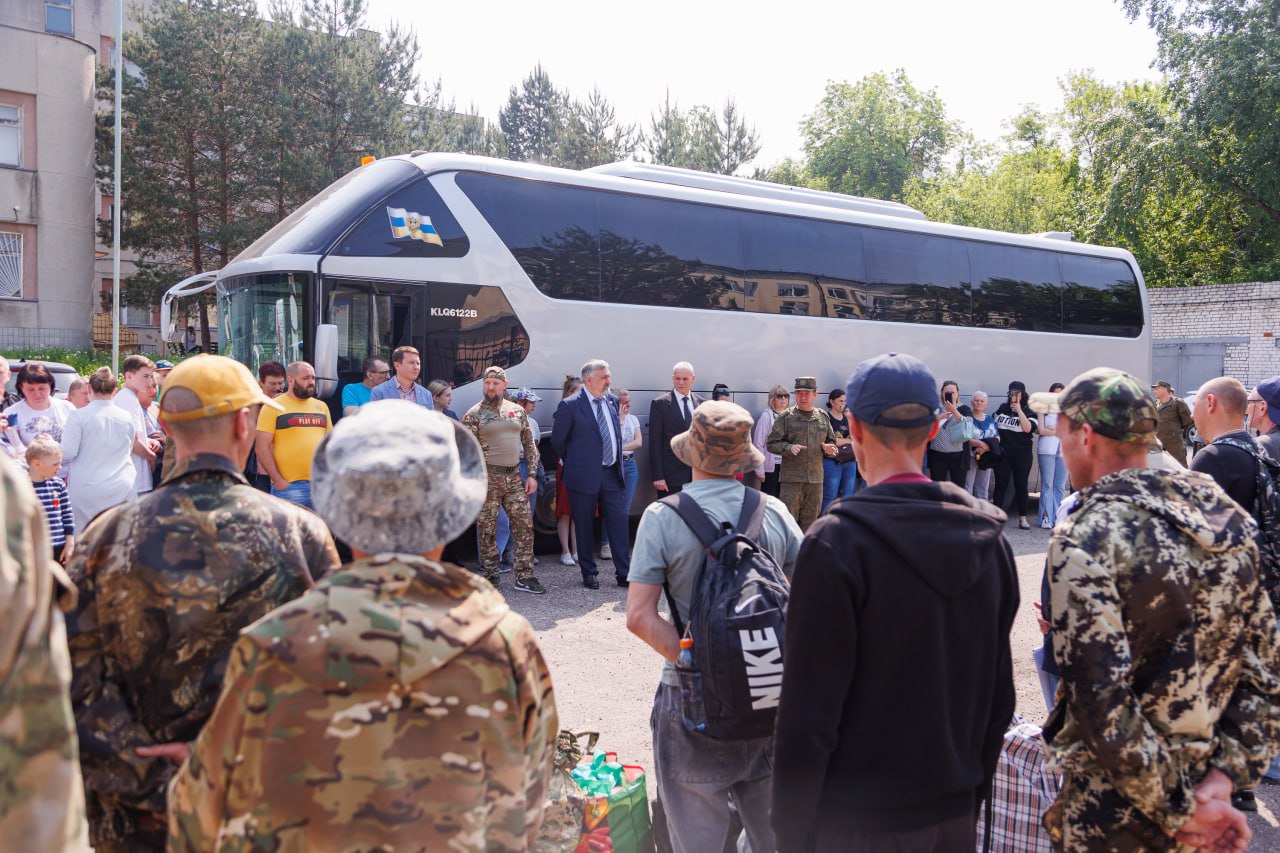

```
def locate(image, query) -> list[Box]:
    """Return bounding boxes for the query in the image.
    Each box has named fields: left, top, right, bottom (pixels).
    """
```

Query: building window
left=0, top=106, right=20, bottom=167
left=46, top=0, right=74, bottom=35
left=0, top=233, right=22, bottom=298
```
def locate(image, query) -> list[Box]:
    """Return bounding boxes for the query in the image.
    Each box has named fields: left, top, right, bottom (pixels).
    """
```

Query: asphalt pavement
left=476, top=520, right=1280, bottom=847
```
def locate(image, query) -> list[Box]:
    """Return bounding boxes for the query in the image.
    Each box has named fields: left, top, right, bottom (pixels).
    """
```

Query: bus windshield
left=218, top=273, right=307, bottom=372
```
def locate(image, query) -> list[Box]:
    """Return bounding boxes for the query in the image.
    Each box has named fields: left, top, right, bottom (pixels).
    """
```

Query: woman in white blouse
left=62, top=367, right=138, bottom=530
left=752, top=385, right=790, bottom=496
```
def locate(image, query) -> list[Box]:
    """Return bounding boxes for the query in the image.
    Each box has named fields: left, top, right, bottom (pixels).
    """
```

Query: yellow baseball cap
left=158, top=354, right=285, bottom=423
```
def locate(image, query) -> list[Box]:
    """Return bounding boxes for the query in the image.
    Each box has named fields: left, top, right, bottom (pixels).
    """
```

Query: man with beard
left=255, top=361, right=331, bottom=510
left=463, top=366, right=542, bottom=593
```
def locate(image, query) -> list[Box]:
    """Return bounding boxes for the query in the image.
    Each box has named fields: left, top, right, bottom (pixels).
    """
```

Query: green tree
left=1121, top=0, right=1280, bottom=228
left=1057, top=71, right=1272, bottom=287
left=499, top=64, right=570, bottom=164
left=800, top=70, right=956, bottom=201
left=408, top=80, right=506, bottom=157
left=269, top=0, right=419, bottom=191
left=555, top=87, right=639, bottom=169
left=905, top=109, right=1074, bottom=234
left=644, top=95, right=761, bottom=175
left=99, top=0, right=267, bottom=349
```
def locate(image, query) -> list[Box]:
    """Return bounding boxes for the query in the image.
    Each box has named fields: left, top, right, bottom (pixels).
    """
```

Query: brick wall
left=1149, top=282, right=1280, bottom=386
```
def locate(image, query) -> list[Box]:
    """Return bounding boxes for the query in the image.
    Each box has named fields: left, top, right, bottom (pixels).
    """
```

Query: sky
left=360, top=0, right=1163, bottom=168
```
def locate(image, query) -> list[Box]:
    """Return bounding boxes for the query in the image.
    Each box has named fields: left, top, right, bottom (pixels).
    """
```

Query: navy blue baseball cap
left=1257, top=376, right=1280, bottom=423
left=845, top=352, right=942, bottom=428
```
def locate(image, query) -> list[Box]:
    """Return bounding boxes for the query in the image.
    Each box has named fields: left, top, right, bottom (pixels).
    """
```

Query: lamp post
left=111, top=0, right=122, bottom=373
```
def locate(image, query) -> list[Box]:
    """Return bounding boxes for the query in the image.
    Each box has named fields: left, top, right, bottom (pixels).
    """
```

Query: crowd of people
left=4, top=346, right=1280, bottom=853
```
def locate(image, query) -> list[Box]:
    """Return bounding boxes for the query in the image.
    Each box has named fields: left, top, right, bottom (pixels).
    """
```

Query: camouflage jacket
left=766, top=407, right=837, bottom=483
left=168, top=554, right=558, bottom=852
left=1043, top=466, right=1280, bottom=836
left=0, top=456, right=90, bottom=850
left=462, top=398, right=540, bottom=470
left=66, top=452, right=339, bottom=845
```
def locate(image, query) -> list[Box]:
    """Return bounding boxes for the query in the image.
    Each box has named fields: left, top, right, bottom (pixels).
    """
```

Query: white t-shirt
left=115, top=386, right=156, bottom=493
left=1038, top=413, right=1061, bottom=456
left=2, top=397, right=75, bottom=446
left=621, top=413, right=640, bottom=458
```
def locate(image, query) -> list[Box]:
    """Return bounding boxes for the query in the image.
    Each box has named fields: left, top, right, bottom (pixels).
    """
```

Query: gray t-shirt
left=629, top=478, right=804, bottom=686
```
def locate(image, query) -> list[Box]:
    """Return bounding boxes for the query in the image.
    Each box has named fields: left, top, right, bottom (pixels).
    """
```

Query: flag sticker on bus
left=387, top=207, right=444, bottom=246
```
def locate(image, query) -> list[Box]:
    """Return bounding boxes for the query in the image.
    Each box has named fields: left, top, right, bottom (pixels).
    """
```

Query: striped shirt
left=31, top=476, right=75, bottom=546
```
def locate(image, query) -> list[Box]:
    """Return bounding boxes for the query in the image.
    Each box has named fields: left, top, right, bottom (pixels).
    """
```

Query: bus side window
left=1061, top=254, right=1143, bottom=337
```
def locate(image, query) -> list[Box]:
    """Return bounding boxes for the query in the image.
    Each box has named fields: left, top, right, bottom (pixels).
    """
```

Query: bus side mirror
left=314, top=323, right=339, bottom=399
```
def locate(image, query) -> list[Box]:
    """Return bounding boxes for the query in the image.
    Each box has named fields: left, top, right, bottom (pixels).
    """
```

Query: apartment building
left=0, top=0, right=155, bottom=351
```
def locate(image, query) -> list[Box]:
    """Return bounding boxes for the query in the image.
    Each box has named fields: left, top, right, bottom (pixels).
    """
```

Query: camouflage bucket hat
left=671, top=400, right=765, bottom=476
left=1028, top=367, right=1158, bottom=445
left=311, top=400, right=488, bottom=554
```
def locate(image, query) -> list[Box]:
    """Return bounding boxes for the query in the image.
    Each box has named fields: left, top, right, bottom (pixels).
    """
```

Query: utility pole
left=111, top=0, right=122, bottom=373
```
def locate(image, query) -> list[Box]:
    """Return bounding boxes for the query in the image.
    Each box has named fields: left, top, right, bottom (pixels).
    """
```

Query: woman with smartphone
left=927, top=380, right=967, bottom=484
left=993, top=380, right=1038, bottom=529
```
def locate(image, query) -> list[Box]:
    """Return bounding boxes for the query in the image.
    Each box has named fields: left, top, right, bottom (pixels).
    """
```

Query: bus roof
left=584, top=161, right=927, bottom=220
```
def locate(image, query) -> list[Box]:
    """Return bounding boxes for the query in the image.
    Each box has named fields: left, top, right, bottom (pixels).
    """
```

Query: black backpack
left=659, top=487, right=791, bottom=741
left=1211, top=434, right=1280, bottom=610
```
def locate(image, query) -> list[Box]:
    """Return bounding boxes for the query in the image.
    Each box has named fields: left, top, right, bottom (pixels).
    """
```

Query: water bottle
left=676, top=637, right=707, bottom=732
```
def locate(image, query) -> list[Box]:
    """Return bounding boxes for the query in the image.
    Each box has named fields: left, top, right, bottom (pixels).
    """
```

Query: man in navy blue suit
left=551, top=358, right=631, bottom=589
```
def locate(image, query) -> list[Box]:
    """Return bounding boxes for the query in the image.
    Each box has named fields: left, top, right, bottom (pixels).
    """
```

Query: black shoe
left=1233, top=789, right=1257, bottom=812
left=582, top=575, right=600, bottom=590
left=616, top=577, right=629, bottom=587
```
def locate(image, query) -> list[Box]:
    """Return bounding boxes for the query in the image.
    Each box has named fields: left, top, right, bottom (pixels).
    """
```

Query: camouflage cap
left=671, top=400, right=765, bottom=476
left=1028, top=367, right=1158, bottom=445
left=794, top=377, right=818, bottom=392
left=482, top=366, right=507, bottom=382
left=311, top=400, right=488, bottom=554
left=511, top=386, right=542, bottom=403
left=1152, top=379, right=1174, bottom=390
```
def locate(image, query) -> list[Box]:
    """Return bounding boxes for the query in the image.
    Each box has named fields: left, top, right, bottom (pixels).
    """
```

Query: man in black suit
left=551, top=358, right=632, bottom=589
left=648, top=361, right=704, bottom=497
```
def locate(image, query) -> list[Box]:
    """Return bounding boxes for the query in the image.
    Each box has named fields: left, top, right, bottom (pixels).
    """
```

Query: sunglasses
left=774, top=393, right=790, bottom=399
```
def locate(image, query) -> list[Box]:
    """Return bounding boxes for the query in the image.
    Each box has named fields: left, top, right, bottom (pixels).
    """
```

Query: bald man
left=1191, top=377, right=1258, bottom=512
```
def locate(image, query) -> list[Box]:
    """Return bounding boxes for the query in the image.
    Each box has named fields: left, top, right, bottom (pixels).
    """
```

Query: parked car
left=3, top=359, right=79, bottom=401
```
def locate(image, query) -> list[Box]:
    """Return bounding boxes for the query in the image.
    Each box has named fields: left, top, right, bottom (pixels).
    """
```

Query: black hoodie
left=771, top=479, right=1019, bottom=851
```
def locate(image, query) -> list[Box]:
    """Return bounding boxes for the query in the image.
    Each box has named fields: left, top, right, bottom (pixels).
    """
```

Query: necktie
left=595, top=397, right=615, bottom=466
left=681, top=396, right=691, bottom=424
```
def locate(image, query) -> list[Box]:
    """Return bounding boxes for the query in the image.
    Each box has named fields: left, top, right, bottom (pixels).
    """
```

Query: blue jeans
left=650, top=683, right=775, bottom=853
left=821, top=457, right=858, bottom=514
left=601, top=456, right=639, bottom=547
left=1038, top=453, right=1069, bottom=525
left=271, top=480, right=313, bottom=511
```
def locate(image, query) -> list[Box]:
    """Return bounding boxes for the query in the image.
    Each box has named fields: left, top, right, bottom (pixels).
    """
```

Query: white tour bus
left=162, top=153, right=1150, bottom=518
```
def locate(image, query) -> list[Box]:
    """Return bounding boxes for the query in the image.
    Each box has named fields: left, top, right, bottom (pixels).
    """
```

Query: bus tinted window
left=742, top=213, right=864, bottom=319
left=1061, top=254, right=1143, bottom=337
left=971, top=243, right=1062, bottom=332
left=237, top=159, right=420, bottom=261
left=457, top=173, right=600, bottom=300
left=336, top=178, right=469, bottom=258
left=598, top=192, right=743, bottom=309
left=864, top=229, right=971, bottom=326
left=456, top=171, right=1142, bottom=337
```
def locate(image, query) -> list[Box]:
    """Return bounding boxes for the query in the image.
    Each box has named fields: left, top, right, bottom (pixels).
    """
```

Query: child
left=26, top=438, right=75, bottom=566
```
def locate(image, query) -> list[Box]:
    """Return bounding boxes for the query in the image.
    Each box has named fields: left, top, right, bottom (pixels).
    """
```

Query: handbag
left=835, top=442, right=856, bottom=464
left=946, top=415, right=975, bottom=443
left=976, top=434, right=1004, bottom=470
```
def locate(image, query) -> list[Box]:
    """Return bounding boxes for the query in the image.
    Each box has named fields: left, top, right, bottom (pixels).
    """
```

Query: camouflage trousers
left=780, top=482, right=822, bottom=531
left=1044, top=771, right=1195, bottom=852
left=478, top=466, right=534, bottom=581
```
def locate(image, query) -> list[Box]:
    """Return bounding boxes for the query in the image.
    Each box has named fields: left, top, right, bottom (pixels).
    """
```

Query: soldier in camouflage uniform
left=1030, top=368, right=1280, bottom=852
left=463, top=366, right=543, bottom=593
left=66, top=356, right=339, bottom=851
left=766, top=376, right=838, bottom=530
left=0, top=454, right=90, bottom=851
left=168, top=400, right=558, bottom=852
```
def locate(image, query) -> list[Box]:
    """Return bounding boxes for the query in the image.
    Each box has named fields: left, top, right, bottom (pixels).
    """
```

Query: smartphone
left=945, top=391, right=956, bottom=403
